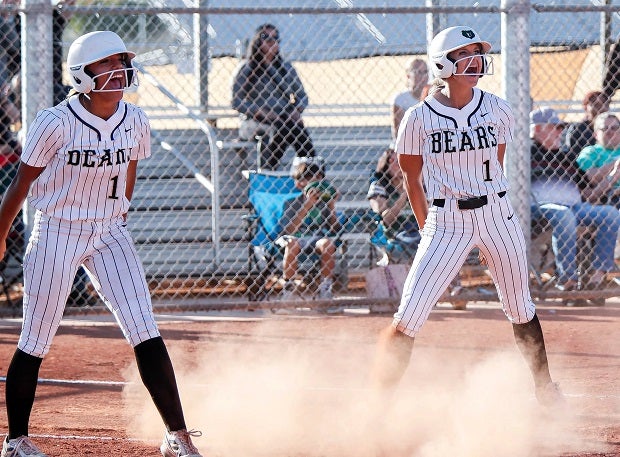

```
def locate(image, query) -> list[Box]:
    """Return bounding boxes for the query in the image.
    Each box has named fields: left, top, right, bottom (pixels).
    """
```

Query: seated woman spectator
left=530, top=107, right=620, bottom=292
left=391, top=58, right=429, bottom=139
left=367, top=147, right=420, bottom=264
left=277, top=159, right=339, bottom=300
left=562, top=91, right=609, bottom=171
left=231, top=23, right=315, bottom=170
left=576, top=112, right=620, bottom=207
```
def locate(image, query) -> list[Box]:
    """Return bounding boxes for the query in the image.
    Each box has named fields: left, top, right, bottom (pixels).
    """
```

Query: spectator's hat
left=529, top=106, right=565, bottom=136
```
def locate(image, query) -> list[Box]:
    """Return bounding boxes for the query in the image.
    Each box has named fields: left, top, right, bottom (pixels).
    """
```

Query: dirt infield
left=0, top=301, right=618, bottom=457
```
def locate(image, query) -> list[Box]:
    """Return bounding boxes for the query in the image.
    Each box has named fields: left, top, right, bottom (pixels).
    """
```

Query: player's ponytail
left=428, top=78, right=445, bottom=95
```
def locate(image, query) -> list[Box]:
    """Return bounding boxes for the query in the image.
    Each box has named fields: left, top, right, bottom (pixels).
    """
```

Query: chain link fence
left=2, top=1, right=620, bottom=313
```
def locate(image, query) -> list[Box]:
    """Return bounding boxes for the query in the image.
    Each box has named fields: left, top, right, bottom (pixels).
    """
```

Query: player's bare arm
left=398, top=154, right=427, bottom=229
left=282, top=187, right=320, bottom=235
left=0, top=163, right=44, bottom=259
left=584, top=158, right=619, bottom=183
left=121, top=159, right=139, bottom=221
left=125, top=159, right=139, bottom=201
left=326, top=196, right=341, bottom=233
left=497, top=143, right=506, bottom=168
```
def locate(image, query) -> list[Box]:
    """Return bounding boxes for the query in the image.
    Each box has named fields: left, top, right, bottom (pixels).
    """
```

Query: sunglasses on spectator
left=599, top=124, right=620, bottom=131
left=260, top=32, right=280, bottom=42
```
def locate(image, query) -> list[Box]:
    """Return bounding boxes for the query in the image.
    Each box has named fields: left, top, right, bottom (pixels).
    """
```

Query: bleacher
left=129, top=125, right=390, bottom=283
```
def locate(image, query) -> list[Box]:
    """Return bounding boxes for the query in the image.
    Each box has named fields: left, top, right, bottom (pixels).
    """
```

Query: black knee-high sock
left=5, top=349, right=43, bottom=439
left=134, top=337, right=186, bottom=432
left=512, top=314, right=552, bottom=388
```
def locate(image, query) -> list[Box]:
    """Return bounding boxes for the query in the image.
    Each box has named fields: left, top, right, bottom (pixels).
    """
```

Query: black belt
left=433, top=191, right=506, bottom=210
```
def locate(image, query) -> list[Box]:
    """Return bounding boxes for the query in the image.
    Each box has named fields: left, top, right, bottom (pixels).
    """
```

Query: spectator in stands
left=391, top=58, right=429, bottom=139
left=231, top=23, right=316, bottom=170
left=367, top=147, right=420, bottom=264
left=0, top=75, right=24, bottom=288
left=562, top=91, right=609, bottom=180
left=530, top=107, right=620, bottom=292
left=419, top=83, right=432, bottom=101
left=0, top=1, right=20, bottom=89
left=0, top=2, right=24, bottom=285
left=0, top=82, right=20, bottom=166
left=576, top=112, right=620, bottom=208
left=277, top=158, right=339, bottom=300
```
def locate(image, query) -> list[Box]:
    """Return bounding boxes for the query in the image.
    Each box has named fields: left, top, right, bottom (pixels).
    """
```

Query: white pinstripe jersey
left=21, top=94, right=151, bottom=221
left=395, top=87, right=514, bottom=200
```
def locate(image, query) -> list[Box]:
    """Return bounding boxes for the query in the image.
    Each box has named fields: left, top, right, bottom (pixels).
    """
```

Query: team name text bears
left=429, top=125, right=497, bottom=154
left=66, top=148, right=129, bottom=167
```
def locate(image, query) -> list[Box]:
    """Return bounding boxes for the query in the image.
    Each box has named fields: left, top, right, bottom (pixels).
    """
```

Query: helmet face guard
left=90, top=67, right=139, bottom=93
left=450, top=54, right=494, bottom=77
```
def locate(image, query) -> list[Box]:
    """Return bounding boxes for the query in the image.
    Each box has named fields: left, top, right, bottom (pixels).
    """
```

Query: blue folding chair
left=243, top=170, right=351, bottom=301
left=243, top=171, right=302, bottom=301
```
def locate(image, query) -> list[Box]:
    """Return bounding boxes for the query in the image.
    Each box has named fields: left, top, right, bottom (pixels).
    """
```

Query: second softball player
left=372, top=26, right=563, bottom=407
left=0, top=31, right=202, bottom=457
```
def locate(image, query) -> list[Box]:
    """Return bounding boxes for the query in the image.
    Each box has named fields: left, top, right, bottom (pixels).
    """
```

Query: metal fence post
left=21, top=0, right=53, bottom=239
left=197, top=0, right=209, bottom=110
left=22, top=0, right=52, bottom=130
left=502, top=0, right=531, bottom=250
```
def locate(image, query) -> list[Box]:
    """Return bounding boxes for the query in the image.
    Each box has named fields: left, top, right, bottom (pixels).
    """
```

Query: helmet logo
left=461, top=30, right=475, bottom=39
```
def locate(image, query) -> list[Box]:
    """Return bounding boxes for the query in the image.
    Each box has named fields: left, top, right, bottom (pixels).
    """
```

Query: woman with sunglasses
left=232, top=23, right=316, bottom=170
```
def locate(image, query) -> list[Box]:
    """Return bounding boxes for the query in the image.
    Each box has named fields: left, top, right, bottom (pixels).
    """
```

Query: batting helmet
left=67, top=31, right=137, bottom=94
left=428, top=26, right=493, bottom=79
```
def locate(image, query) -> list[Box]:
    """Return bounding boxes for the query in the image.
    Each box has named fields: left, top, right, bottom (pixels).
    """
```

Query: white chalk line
left=29, top=433, right=153, bottom=443
left=0, top=376, right=618, bottom=400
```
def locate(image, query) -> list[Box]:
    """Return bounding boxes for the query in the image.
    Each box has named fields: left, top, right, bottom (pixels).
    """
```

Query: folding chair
left=529, top=207, right=605, bottom=306
left=242, top=170, right=300, bottom=301
left=242, top=170, right=350, bottom=301
left=529, top=216, right=557, bottom=290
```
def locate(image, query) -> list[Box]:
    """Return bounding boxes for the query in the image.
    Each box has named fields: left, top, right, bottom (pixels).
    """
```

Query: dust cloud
left=121, top=320, right=593, bottom=457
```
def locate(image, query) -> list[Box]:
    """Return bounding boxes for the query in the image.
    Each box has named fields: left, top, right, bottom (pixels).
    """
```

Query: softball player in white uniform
left=372, top=26, right=562, bottom=408
left=0, top=31, right=202, bottom=457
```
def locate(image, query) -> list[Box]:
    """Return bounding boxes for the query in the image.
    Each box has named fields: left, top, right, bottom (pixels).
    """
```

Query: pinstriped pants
left=393, top=193, right=536, bottom=337
left=19, top=211, right=160, bottom=357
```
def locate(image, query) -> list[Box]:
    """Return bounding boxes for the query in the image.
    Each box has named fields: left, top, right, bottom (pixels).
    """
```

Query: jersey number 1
left=109, top=176, right=119, bottom=200
left=483, top=160, right=492, bottom=182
